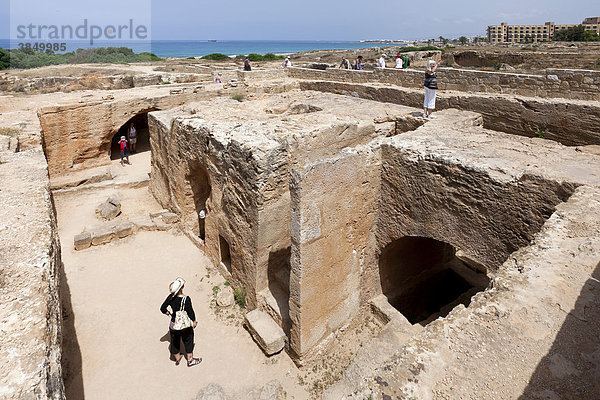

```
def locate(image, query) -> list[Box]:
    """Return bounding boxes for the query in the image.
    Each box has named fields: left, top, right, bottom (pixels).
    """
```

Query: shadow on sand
left=519, top=261, right=600, bottom=398
left=60, top=262, right=85, bottom=399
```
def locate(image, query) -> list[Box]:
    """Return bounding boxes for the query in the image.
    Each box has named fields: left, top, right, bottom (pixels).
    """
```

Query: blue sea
left=0, top=39, right=403, bottom=58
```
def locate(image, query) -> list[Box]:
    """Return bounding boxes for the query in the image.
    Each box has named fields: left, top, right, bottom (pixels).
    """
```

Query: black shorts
left=169, top=327, right=194, bottom=354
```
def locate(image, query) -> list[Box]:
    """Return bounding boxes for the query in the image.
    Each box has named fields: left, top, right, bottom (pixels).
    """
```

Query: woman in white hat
left=160, top=277, right=202, bottom=366
left=423, top=60, right=439, bottom=119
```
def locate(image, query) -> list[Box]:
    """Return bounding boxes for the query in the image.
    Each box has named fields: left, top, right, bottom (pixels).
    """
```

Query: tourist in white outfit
left=395, top=55, right=403, bottom=69
left=282, top=57, right=292, bottom=68
left=423, top=60, right=438, bottom=118
left=378, top=54, right=386, bottom=69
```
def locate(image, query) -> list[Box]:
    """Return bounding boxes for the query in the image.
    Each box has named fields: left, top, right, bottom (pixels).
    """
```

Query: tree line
left=0, top=47, right=162, bottom=70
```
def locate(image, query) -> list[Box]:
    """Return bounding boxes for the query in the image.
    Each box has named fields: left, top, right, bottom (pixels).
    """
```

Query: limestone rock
left=194, top=383, right=230, bottom=400
left=131, top=216, right=156, bottom=232
left=154, top=216, right=171, bottom=231
left=244, top=310, right=285, bottom=355
left=115, top=222, right=134, bottom=238
left=91, top=226, right=115, bottom=245
left=96, top=197, right=121, bottom=221
left=162, top=212, right=179, bottom=224
left=247, top=380, right=286, bottom=400
left=287, top=103, right=323, bottom=115
left=149, top=209, right=169, bottom=218
left=216, top=291, right=234, bottom=307
left=74, top=232, right=92, bottom=250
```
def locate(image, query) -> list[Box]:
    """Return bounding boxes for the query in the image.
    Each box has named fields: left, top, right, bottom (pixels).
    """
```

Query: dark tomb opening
left=219, top=235, right=232, bottom=274
left=110, top=112, right=151, bottom=160
left=379, top=236, right=490, bottom=325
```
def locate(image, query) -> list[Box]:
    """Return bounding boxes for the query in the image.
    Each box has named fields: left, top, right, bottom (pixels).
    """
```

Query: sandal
left=172, top=353, right=183, bottom=365
left=187, top=357, right=202, bottom=367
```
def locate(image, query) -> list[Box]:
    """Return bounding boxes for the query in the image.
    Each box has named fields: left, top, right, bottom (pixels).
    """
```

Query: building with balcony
left=487, top=17, right=600, bottom=43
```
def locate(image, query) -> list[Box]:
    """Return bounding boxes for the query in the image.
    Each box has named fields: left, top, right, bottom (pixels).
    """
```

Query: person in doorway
left=354, top=55, right=363, bottom=70
left=119, top=136, right=130, bottom=166
left=215, top=72, right=223, bottom=83
left=128, top=122, right=137, bottom=153
left=378, top=54, right=387, bottom=69
left=282, top=56, right=292, bottom=68
left=198, top=209, right=206, bottom=243
left=244, top=56, right=252, bottom=71
left=339, top=57, right=351, bottom=69
left=395, top=54, right=404, bottom=69
left=160, top=278, right=202, bottom=367
left=423, top=60, right=439, bottom=119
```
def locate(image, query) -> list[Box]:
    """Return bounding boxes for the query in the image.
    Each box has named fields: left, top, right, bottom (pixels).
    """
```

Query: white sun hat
left=169, top=277, right=185, bottom=295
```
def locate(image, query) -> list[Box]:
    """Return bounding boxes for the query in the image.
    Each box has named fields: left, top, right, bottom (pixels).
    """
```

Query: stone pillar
left=288, top=150, right=379, bottom=360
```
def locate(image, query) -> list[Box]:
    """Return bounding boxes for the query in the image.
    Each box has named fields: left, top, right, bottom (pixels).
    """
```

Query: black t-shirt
left=160, top=294, right=196, bottom=322
left=424, top=71, right=438, bottom=89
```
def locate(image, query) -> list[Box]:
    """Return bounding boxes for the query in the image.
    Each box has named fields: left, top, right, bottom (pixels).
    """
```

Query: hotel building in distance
left=488, top=17, right=600, bottom=43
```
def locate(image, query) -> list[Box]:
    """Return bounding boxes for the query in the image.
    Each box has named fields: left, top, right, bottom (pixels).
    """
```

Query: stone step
left=244, top=309, right=286, bottom=356
left=73, top=212, right=178, bottom=251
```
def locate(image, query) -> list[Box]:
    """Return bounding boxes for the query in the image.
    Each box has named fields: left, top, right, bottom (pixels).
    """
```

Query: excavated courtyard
left=1, top=52, right=600, bottom=400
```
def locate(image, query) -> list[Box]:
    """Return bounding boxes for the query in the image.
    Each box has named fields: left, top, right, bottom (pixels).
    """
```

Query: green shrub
left=246, top=53, right=285, bottom=62
left=0, top=47, right=162, bottom=70
left=231, top=93, right=245, bottom=102
left=534, top=130, right=546, bottom=139
left=212, top=285, right=220, bottom=296
left=400, top=46, right=440, bottom=53
left=186, top=56, right=195, bottom=60
left=201, top=53, right=230, bottom=61
left=0, top=127, right=20, bottom=137
left=233, top=287, right=246, bottom=308
left=554, top=25, right=600, bottom=42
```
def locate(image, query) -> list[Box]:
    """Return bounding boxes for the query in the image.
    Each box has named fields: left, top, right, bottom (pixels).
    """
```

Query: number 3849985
left=18, top=42, right=67, bottom=52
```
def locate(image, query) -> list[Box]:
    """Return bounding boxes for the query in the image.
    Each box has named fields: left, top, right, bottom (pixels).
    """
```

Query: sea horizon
left=0, top=39, right=410, bottom=58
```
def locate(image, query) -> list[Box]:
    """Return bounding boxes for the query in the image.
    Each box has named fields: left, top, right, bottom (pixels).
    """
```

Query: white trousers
left=424, top=87, right=437, bottom=109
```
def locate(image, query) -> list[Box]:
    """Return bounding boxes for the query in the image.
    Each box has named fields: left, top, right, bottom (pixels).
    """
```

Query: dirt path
left=54, top=182, right=309, bottom=399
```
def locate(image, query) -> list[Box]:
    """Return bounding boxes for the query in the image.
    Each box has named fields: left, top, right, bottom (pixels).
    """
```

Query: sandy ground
left=53, top=158, right=309, bottom=400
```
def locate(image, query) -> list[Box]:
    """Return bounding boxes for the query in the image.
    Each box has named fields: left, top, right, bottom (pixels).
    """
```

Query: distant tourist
left=128, top=122, right=137, bottom=153
left=244, top=56, right=252, bottom=71
left=215, top=72, right=223, bottom=83
left=395, top=55, right=403, bottom=69
left=282, top=56, right=292, bottom=68
left=423, top=60, right=439, bottom=119
left=118, top=136, right=130, bottom=166
left=339, top=57, right=351, bottom=69
left=354, top=56, right=363, bottom=70
left=402, top=54, right=410, bottom=68
left=378, top=54, right=387, bottom=69
left=160, top=277, right=202, bottom=367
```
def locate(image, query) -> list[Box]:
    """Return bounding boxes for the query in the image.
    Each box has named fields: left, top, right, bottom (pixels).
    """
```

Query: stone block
left=150, top=209, right=169, bottom=218
left=131, top=216, right=156, bottom=232
left=154, top=216, right=171, bottom=231
left=244, top=310, right=285, bottom=355
left=96, top=200, right=121, bottom=221
left=91, top=226, right=115, bottom=245
left=74, top=232, right=92, bottom=251
left=216, top=291, right=234, bottom=307
left=162, top=212, right=179, bottom=224
left=115, top=222, right=134, bottom=238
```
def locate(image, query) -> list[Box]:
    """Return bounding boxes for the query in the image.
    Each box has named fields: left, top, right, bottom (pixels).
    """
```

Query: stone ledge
left=244, top=310, right=286, bottom=356
left=74, top=211, right=180, bottom=250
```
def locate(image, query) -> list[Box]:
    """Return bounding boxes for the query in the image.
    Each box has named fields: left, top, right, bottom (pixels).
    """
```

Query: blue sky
left=1, top=0, right=598, bottom=40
